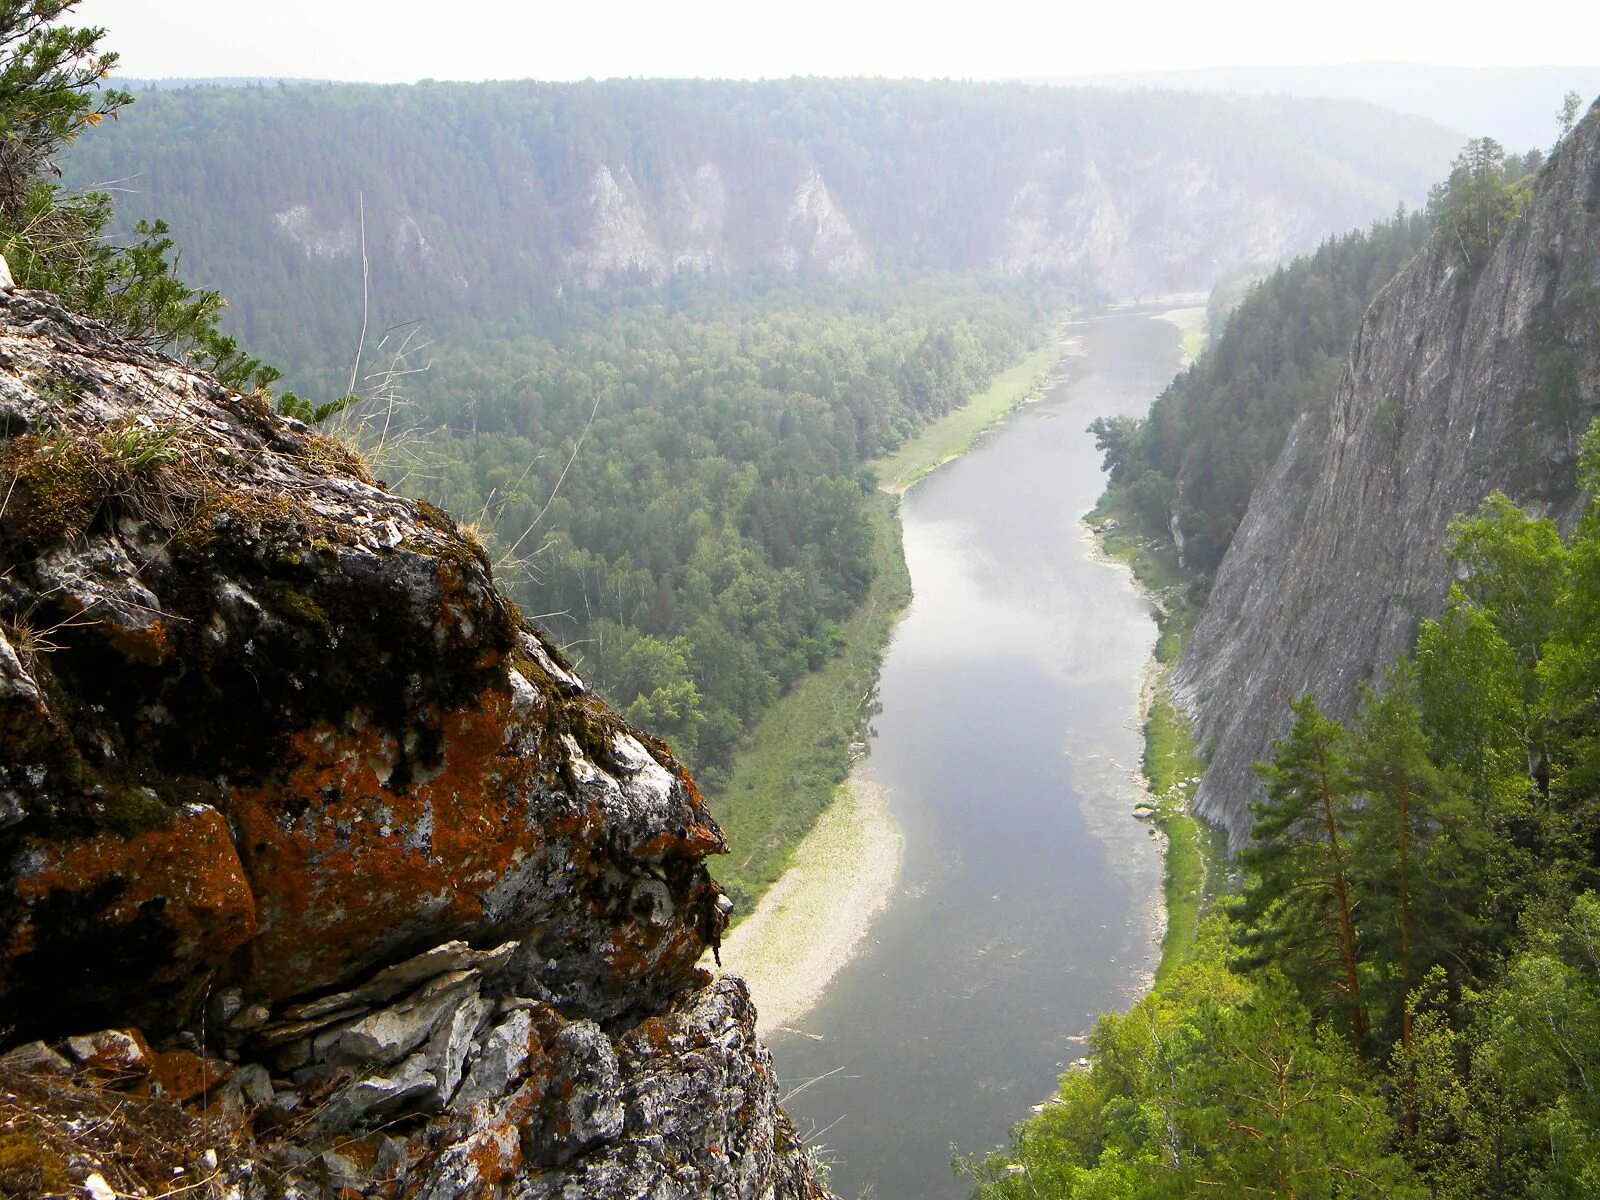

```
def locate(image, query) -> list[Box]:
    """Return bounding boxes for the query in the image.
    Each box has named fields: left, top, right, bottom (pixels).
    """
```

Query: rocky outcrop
left=993, top=152, right=1318, bottom=298
left=567, top=160, right=870, bottom=287
left=570, top=164, right=671, bottom=287
left=1174, top=103, right=1600, bottom=847
left=779, top=168, right=871, bottom=279
left=0, top=290, right=829, bottom=1197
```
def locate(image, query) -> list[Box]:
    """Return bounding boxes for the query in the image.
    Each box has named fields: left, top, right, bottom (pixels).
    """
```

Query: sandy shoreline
left=708, top=766, right=903, bottom=1040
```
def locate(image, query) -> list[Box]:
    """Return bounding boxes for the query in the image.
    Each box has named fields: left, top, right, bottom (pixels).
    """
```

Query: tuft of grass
left=871, top=337, right=1062, bottom=494
left=705, top=491, right=911, bottom=916
left=99, top=420, right=182, bottom=473
left=0, top=432, right=111, bottom=546
left=0, top=1131, right=70, bottom=1198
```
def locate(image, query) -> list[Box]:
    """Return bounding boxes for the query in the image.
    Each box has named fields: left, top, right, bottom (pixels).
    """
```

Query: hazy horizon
left=75, top=0, right=1600, bottom=85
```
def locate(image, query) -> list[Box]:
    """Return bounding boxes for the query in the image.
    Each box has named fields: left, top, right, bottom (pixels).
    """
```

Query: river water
left=770, top=312, right=1184, bottom=1200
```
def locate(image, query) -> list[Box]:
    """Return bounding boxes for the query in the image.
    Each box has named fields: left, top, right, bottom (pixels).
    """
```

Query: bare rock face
left=992, top=151, right=1322, bottom=298
left=1175, top=104, right=1600, bottom=847
left=780, top=167, right=872, bottom=279
left=0, top=290, right=830, bottom=1198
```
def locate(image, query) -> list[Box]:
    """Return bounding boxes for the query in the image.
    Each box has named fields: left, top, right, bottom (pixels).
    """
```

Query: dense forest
left=394, top=276, right=1052, bottom=778
left=967, top=433, right=1600, bottom=1199
left=56, top=78, right=1459, bottom=386
left=1090, top=140, right=1543, bottom=579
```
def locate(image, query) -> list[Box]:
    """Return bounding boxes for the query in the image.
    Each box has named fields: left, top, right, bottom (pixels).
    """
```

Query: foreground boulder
left=0, top=290, right=829, bottom=1198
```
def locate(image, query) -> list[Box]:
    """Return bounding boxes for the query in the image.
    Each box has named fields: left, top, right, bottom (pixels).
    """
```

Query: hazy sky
left=73, top=0, right=1600, bottom=83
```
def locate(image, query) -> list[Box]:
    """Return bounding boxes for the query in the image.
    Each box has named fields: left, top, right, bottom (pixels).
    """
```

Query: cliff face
left=565, top=161, right=872, bottom=288
left=1175, top=104, right=1600, bottom=847
left=991, top=150, right=1321, bottom=298
left=0, top=291, right=829, bottom=1198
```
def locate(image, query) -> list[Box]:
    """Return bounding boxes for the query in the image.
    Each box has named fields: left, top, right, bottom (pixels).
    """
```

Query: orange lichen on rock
left=463, top=1115, right=527, bottom=1186
left=10, top=805, right=257, bottom=955
left=66, top=1028, right=152, bottom=1077
left=146, top=1047, right=232, bottom=1104
left=105, top=617, right=176, bottom=666
left=5, top=805, right=258, bottom=1028
left=599, top=917, right=704, bottom=993
left=229, top=688, right=568, bottom=996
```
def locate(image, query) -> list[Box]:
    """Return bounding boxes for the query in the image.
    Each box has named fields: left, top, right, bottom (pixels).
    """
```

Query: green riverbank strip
left=872, top=338, right=1063, bottom=494
left=707, top=491, right=911, bottom=916
left=1160, top=303, right=1207, bottom=366
left=1090, top=499, right=1230, bottom=981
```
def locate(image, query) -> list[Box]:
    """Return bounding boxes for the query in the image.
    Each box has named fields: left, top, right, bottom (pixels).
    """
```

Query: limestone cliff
left=1174, top=102, right=1600, bottom=847
left=0, top=291, right=830, bottom=1199
left=566, top=161, right=872, bottom=288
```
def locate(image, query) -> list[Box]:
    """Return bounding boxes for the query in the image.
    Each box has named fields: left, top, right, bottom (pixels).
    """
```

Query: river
left=769, top=311, right=1185, bottom=1200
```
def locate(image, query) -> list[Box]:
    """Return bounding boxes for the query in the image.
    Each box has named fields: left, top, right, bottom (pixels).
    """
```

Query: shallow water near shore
left=768, top=312, right=1182, bottom=1200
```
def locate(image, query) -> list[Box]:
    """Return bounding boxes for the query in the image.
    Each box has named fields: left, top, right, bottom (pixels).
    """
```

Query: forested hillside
left=58, top=78, right=1460, bottom=386
left=396, top=276, right=1049, bottom=781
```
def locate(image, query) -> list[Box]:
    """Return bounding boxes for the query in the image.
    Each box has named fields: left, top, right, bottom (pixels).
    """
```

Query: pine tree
left=1237, top=695, right=1369, bottom=1053
left=1350, top=661, right=1434, bottom=1060
left=0, top=1, right=129, bottom=222
left=1347, top=653, right=1497, bottom=1148
left=1431, top=137, right=1530, bottom=267
left=0, top=3, right=340, bottom=410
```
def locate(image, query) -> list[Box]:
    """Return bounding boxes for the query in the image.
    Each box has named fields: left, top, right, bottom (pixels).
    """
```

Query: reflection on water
left=770, top=314, right=1182, bottom=1200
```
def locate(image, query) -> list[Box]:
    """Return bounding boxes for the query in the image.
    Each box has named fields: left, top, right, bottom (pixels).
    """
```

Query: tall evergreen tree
left=1347, top=653, right=1495, bottom=1141
left=1238, top=695, right=1370, bottom=1053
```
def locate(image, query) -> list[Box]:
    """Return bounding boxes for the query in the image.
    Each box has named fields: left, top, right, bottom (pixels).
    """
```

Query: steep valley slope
left=58, top=79, right=1461, bottom=380
left=1175, top=100, right=1600, bottom=846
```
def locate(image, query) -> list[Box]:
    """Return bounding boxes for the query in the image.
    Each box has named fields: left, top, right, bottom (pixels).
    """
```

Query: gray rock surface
left=1176, top=105, right=1600, bottom=846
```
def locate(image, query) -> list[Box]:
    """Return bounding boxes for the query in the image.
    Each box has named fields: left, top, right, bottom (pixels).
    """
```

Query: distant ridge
left=117, top=76, right=329, bottom=89
left=1030, top=62, right=1600, bottom=151
left=62, top=78, right=1459, bottom=381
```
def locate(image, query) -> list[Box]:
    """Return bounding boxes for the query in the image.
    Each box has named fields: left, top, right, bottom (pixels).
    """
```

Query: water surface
left=771, top=312, right=1182, bottom=1200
